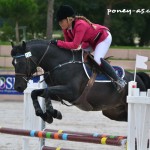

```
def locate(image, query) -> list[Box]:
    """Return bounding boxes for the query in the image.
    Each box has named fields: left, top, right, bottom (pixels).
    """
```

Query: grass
left=0, top=66, right=14, bottom=70
left=0, top=41, right=11, bottom=45
left=111, top=45, right=150, bottom=49
left=0, top=55, right=11, bottom=57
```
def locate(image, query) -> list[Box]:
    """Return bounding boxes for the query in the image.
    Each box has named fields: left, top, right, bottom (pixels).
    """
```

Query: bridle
left=13, top=54, right=38, bottom=82
left=13, top=42, right=50, bottom=82
left=13, top=43, right=83, bottom=83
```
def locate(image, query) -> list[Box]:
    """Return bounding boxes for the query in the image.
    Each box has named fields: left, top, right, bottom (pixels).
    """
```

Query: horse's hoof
left=55, top=110, right=62, bottom=120
left=46, top=117, right=53, bottom=124
left=44, top=112, right=53, bottom=124
left=46, top=109, right=62, bottom=120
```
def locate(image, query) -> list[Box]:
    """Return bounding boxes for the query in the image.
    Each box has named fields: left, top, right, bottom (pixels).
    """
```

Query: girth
left=72, top=70, right=97, bottom=111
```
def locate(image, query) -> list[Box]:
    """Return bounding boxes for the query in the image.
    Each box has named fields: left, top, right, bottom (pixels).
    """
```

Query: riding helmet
left=56, top=5, right=75, bottom=22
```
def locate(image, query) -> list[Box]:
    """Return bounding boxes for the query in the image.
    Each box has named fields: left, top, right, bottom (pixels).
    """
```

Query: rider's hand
left=50, top=39, right=57, bottom=46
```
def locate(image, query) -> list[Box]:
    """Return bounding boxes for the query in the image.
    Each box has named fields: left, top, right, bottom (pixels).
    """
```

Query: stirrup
left=114, top=78, right=127, bottom=92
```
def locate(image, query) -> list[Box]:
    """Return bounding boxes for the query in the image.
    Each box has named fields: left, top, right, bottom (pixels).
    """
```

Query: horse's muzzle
left=15, top=85, right=25, bottom=93
left=14, top=80, right=27, bottom=93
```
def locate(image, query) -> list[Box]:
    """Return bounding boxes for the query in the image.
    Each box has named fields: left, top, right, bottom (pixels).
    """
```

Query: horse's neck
left=32, top=44, right=82, bottom=72
left=30, top=44, right=49, bottom=70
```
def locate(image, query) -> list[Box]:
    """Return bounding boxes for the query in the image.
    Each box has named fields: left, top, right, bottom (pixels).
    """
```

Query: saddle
left=83, top=52, right=124, bottom=81
left=73, top=52, right=124, bottom=111
left=72, top=52, right=105, bottom=111
left=84, top=52, right=112, bottom=75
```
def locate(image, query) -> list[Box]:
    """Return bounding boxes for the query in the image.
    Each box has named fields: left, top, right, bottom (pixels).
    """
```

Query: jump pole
left=44, top=128, right=127, bottom=139
left=42, top=146, right=73, bottom=150
left=0, top=127, right=127, bottom=147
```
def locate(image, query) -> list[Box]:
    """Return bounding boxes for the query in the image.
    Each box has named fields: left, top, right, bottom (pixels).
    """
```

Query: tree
left=46, top=0, right=54, bottom=39
left=0, top=0, right=37, bottom=43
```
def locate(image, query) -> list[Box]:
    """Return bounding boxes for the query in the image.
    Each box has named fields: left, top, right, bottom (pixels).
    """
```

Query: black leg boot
left=100, top=58, right=126, bottom=92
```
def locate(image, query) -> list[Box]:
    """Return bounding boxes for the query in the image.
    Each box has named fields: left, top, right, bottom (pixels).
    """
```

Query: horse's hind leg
left=102, top=105, right=127, bottom=121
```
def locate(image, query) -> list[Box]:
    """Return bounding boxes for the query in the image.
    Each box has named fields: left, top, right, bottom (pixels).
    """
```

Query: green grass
left=0, top=41, right=11, bottom=45
left=126, top=69, right=150, bottom=73
left=0, top=55, right=11, bottom=57
left=110, top=46, right=150, bottom=49
left=0, top=66, right=14, bottom=70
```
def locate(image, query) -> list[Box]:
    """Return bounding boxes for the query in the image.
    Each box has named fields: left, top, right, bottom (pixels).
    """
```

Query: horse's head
left=11, top=41, right=37, bottom=92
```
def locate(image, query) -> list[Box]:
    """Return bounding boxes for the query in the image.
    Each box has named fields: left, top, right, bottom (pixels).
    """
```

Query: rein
left=50, top=50, right=83, bottom=73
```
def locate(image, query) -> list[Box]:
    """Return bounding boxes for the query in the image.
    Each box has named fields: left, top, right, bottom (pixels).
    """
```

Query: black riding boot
left=100, top=58, right=126, bottom=92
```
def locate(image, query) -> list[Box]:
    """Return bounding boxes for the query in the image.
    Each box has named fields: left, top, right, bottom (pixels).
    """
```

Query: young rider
left=51, top=5, right=126, bottom=92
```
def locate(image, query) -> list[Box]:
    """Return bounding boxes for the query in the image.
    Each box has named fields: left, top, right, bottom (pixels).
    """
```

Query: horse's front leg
left=31, top=88, right=63, bottom=124
left=31, top=89, right=53, bottom=123
left=45, top=97, right=62, bottom=120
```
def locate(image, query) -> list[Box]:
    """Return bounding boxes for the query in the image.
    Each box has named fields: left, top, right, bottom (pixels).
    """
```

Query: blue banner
left=0, top=75, right=23, bottom=95
left=0, top=75, right=40, bottom=95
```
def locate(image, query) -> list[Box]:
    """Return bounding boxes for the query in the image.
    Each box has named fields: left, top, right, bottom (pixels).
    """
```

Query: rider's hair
left=75, top=16, right=96, bottom=29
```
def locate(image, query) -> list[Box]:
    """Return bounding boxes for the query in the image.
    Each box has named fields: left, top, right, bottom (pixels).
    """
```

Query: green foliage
left=0, top=23, right=15, bottom=41
left=0, top=0, right=38, bottom=41
left=0, top=0, right=38, bottom=22
left=0, top=0, right=150, bottom=46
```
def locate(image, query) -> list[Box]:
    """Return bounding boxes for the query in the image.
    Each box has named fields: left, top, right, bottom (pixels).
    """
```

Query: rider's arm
left=63, top=30, right=72, bottom=42
left=57, top=22, right=87, bottom=50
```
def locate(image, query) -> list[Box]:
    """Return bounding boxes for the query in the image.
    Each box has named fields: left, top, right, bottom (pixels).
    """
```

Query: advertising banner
left=0, top=75, right=23, bottom=95
left=0, top=75, right=40, bottom=95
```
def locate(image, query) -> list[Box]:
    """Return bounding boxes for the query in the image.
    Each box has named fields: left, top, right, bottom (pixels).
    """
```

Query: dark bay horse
left=11, top=40, right=150, bottom=123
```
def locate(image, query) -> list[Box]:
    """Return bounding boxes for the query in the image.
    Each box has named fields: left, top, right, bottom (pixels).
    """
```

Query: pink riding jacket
left=57, top=19, right=109, bottom=50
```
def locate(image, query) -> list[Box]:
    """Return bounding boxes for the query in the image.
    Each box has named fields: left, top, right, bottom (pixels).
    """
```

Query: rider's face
left=59, top=18, right=72, bottom=30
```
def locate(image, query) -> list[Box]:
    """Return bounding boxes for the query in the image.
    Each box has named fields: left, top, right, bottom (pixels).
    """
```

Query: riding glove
left=50, top=39, right=57, bottom=46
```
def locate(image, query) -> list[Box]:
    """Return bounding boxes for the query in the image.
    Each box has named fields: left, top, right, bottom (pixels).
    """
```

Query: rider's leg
left=94, top=31, right=126, bottom=92
left=94, top=31, right=112, bottom=65
left=100, top=58, right=126, bottom=91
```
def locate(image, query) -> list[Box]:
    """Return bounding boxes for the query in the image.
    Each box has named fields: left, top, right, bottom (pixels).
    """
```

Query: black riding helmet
left=56, top=5, right=75, bottom=22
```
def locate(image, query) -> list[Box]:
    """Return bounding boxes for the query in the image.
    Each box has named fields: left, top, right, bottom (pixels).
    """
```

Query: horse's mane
left=26, top=39, right=49, bottom=47
left=11, top=39, right=50, bottom=57
left=11, top=39, right=82, bottom=58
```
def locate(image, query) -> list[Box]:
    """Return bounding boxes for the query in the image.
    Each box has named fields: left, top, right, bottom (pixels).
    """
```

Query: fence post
left=127, top=81, right=150, bottom=150
left=23, top=76, right=46, bottom=150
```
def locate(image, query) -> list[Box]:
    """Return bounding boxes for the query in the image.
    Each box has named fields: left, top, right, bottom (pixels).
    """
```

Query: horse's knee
left=31, top=89, right=44, bottom=99
left=42, top=88, right=50, bottom=98
left=31, top=90, right=38, bottom=100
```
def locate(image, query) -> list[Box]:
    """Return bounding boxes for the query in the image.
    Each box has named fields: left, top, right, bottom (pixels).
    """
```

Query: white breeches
left=94, top=31, right=112, bottom=65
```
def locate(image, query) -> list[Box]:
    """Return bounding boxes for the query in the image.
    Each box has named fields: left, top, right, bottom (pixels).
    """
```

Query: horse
left=11, top=39, right=150, bottom=124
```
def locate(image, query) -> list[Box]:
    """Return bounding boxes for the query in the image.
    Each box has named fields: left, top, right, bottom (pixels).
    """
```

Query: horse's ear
left=22, top=41, right=26, bottom=51
left=11, top=41, right=14, bottom=48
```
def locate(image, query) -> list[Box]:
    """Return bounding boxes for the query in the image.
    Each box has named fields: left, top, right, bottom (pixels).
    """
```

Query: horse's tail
left=136, top=72, right=150, bottom=89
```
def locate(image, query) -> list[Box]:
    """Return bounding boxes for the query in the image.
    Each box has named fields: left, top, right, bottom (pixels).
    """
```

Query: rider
left=51, top=5, right=126, bottom=92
